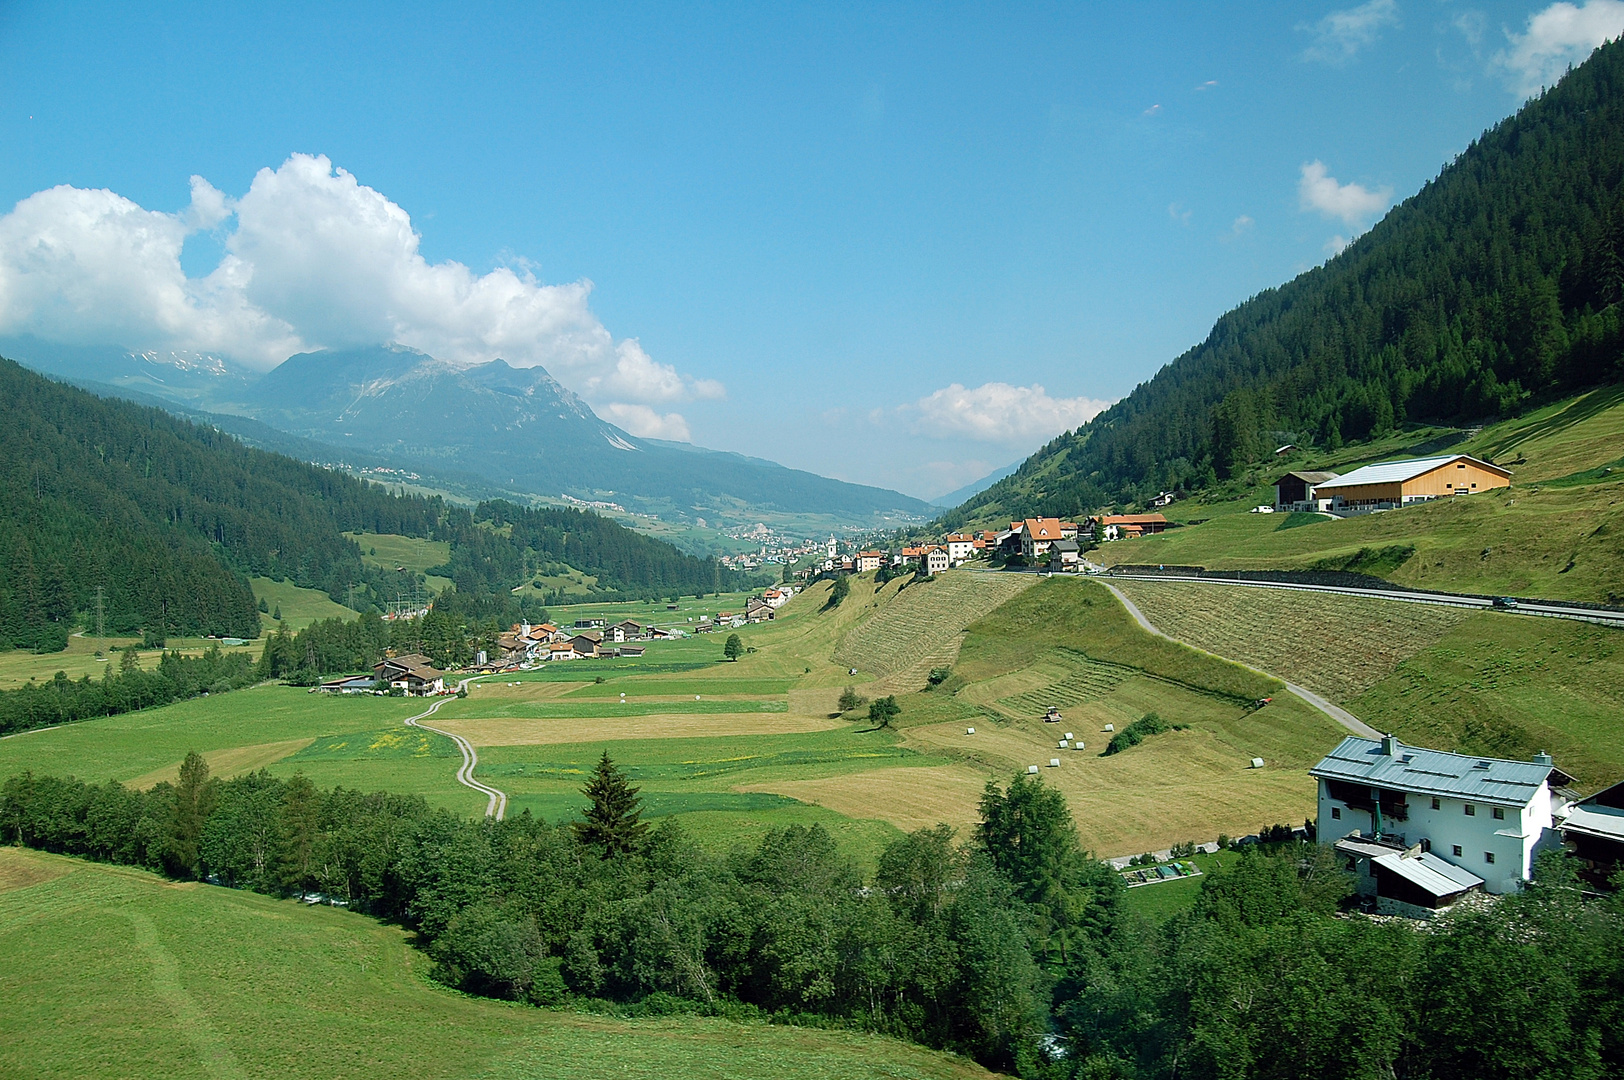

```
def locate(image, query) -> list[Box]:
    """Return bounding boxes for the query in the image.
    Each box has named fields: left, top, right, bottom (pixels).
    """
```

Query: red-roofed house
left=1020, top=518, right=1066, bottom=559
left=944, top=534, right=976, bottom=564
left=1095, top=513, right=1169, bottom=541
left=856, top=551, right=885, bottom=572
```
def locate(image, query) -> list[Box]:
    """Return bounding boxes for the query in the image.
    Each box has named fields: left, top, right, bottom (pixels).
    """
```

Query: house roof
left=1313, top=454, right=1510, bottom=490
left=1098, top=513, right=1168, bottom=526
left=945, top=533, right=973, bottom=542
left=1310, top=736, right=1555, bottom=806
left=1051, top=539, right=1079, bottom=552
left=548, top=642, right=575, bottom=652
left=377, top=654, right=443, bottom=680
left=1275, top=470, right=1341, bottom=485
left=1023, top=518, right=1064, bottom=540
left=1371, top=850, right=1484, bottom=897
left=572, top=630, right=603, bottom=642
left=1560, top=804, right=1624, bottom=843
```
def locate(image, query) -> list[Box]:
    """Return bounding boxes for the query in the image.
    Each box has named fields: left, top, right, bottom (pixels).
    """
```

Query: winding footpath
left=405, top=676, right=507, bottom=820
left=1100, top=582, right=1383, bottom=740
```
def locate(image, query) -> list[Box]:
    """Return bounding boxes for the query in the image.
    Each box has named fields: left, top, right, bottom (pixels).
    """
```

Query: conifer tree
left=573, top=752, right=648, bottom=858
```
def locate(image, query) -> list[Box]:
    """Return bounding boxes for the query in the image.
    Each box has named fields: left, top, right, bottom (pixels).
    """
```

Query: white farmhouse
left=1311, top=735, right=1568, bottom=915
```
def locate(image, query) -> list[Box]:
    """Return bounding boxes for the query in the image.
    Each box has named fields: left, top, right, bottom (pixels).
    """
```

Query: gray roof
left=1310, top=736, right=1554, bottom=806
left=1559, top=804, right=1624, bottom=843
left=1314, top=454, right=1508, bottom=491
left=1372, top=849, right=1484, bottom=897
left=1276, top=470, right=1340, bottom=484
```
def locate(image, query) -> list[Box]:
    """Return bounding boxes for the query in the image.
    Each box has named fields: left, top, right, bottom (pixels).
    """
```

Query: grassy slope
left=0, top=633, right=263, bottom=691
left=251, top=576, right=355, bottom=630
left=1085, top=386, right=1624, bottom=604
left=0, top=847, right=992, bottom=1080
left=347, top=531, right=454, bottom=593
left=888, top=578, right=1346, bottom=855
left=1114, top=578, right=1624, bottom=792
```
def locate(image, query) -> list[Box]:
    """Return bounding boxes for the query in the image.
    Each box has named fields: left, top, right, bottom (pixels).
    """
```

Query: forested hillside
left=950, top=39, right=1624, bottom=524
left=0, top=360, right=743, bottom=651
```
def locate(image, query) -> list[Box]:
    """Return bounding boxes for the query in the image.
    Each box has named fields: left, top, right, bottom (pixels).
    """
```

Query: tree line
left=3, top=754, right=1619, bottom=1077
left=0, top=646, right=256, bottom=737
left=948, top=38, right=1624, bottom=522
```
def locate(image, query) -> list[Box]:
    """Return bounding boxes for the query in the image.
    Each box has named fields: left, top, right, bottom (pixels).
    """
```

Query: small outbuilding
left=1272, top=470, right=1341, bottom=512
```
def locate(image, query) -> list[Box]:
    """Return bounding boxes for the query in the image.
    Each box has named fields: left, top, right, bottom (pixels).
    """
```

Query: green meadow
left=0, top=846, right=994, bottom=1080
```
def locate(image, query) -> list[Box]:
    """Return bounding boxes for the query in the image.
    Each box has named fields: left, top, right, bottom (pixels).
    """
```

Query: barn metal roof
left=1274, top=470, right=1341, bottom=484
left=1313, top=454, right=1509, bottom=490
left=1371, top=850, right=1484, bottom=897
left=1559, top=804, right=1624, bottom=843
left=1310, top=736, right=1554, bottom=806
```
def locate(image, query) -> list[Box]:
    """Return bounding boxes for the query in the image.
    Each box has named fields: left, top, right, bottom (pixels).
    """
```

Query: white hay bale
left=1049, top=758, right=1061, bottom=768
left=1104, top=723, right=1115, bottom=732
left=966, top=727, right=976, bottom=735
left=1027, top=765, right=1040, bottom=774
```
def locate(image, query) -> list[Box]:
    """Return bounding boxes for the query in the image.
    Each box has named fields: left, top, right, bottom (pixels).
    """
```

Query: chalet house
left=373, top=654, right=445, bottom=696
left=944, top=534, right=977, bottom=564
left=1095, top=513, right=1168, bottom=541
left=1048, top=539, right=1080, bottom=571
left=1020, top=518, right=1065, bottom=559
left=1312, top=735, right=1568, bottom=914
left=898, top=546, right=924, bottom=567
left=855, top=551, right=885, bottom=572
left=547, top=642, right=579, bottom=661
left=1273, top=470, right=1341, bottom=512
left=761, top=588, right=791, bottom=608
left=1558, top=780, right=1624, bottom=889
left=924, top=546, right=950, bottom=574
left=607, top=620, right=644, bottom=643
left=745, top=597, right=775, bottom=622
left=1312, top=454, right=1511, bottom=514
left=569, top=632, right=603, bottom=658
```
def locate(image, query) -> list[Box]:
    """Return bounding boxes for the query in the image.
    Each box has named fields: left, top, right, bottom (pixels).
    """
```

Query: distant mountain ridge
left=6, top=340, right=932, bottom=527
left=250, top=345, right=932, bottom=523
left=943, top=39, right=1624, bottom=526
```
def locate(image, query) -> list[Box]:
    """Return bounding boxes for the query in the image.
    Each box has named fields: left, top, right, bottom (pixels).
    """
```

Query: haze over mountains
left=3, top=337, right=933, bottom=530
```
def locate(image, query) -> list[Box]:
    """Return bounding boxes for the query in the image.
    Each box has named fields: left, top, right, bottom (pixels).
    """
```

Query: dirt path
left=405, top=677, right=507, bottom=819
left=1100, top=582, right=1382, bottom=740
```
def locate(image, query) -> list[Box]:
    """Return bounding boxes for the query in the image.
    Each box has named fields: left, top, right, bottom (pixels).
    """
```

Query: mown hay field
left=0, top=846, right=994, bottom=1080
left=832, top=572, right=1036, bottom=684
left=1110, top=579, right=1470, bottom=701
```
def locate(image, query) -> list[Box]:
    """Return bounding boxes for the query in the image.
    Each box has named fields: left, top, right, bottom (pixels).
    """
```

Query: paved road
left=1101, top=582, right=1383, bottom=740
left=1103, top=572, right=1624, bottom=628
left=405, top=676, right=507, bottom=820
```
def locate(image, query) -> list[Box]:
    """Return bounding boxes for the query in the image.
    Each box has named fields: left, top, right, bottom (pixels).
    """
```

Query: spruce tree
left=573, top=752, right=648, bottom=858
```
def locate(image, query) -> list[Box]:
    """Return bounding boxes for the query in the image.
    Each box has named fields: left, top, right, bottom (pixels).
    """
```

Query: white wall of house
left=1318, top=779, right=1552, bottom=894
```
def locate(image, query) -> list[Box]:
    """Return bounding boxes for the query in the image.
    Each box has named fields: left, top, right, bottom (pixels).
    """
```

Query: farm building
left=373, top=654, right=445, bottom=695
left=1048, top=539, right=1080, bottom=570
left=1312, top=735, right=1569, bottom=913
left=1272, top=470, right=1341, bottom=512
left=1094, top=513, right=1169, bottom=541
left=1558, top=780, right=1624, bottom=889
left=1311, top=454, right=1510, bottom=514
left=607, top=620, right=644, bottom=642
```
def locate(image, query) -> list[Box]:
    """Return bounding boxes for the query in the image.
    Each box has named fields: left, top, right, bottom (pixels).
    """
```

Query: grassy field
left=881, top=578, right=1345, bottom=855
left=0, top=572, right=1360, bottom=859
left=1111, top=579, right=1471, bottom=701
left=0, top=633, right=263, bottom=691
left=250, top=576, right=355, bottom=631
left=0, top=846, right=994, bottom=1080
left=1096, top=385, right=1624, bottom=604
left=1109, top=578, right=1624, bottom=792
left=346, top=530, right=453, bottom=593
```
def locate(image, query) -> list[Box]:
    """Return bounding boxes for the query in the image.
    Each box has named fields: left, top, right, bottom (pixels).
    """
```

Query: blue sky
left=0, top=0, right=1618, bottom=498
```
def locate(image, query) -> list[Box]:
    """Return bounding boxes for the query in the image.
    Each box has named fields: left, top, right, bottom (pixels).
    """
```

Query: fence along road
left=404, top=676, right=506, bottom=820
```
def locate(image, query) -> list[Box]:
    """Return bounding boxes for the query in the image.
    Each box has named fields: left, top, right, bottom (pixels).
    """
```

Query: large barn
left=1311, top=454, right=1510, bottom=514
left=1273, top=470, right=1341, bottom=511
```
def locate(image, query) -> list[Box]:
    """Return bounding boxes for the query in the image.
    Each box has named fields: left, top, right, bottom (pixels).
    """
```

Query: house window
left=1484, top=852, right=1496, bottom=864
left=1431, top=797, right=1441, bottom=810
left=1464, top=804, right=1475, bottom=816
left=1452, top=845, right=1462, bottom=857
left=1492, top=806, right=1505, bottom=820
left=1330, top=807, right=1341, bottom=819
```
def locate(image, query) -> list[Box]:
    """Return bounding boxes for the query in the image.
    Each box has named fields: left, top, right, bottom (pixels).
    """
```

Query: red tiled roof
left=1022, top=517, right=1064, bottom=540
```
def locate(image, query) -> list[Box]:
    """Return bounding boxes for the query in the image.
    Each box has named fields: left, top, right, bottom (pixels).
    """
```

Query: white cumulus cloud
left=1298, top=160, right=1393, bottom=227
left=1495, top=0, right=1624, bottom=97
left=597, top=403, right=692, bottom=441
left=906, top=382, right=1112, bottom=443
left=0, top=153, right=719, bottom=434
left=1300, top=0, right=1401, bottom=64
